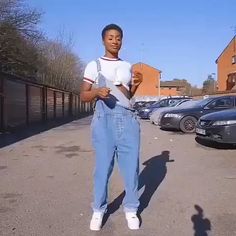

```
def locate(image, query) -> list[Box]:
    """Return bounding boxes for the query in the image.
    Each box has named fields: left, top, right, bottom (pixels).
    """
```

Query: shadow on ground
left=195, top=137, right=236, bottom=150
left=102, top=150, right=174, bottom=227
left=191, top=204, right=211, bottom=236
left=0, top=117, right=88, bottom=149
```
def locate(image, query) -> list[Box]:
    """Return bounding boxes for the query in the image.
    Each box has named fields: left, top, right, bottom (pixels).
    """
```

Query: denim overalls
left=91, top=60, right=140, bottom=213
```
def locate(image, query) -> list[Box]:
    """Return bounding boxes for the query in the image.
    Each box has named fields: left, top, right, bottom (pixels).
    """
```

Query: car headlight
left=212, top=120, right=236, bottom=126
left=164, top=113, right=182, bottom=118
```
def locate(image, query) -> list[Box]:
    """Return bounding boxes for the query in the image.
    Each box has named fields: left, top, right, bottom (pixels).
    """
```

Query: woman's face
left=103, top=29, right=122, bottom=55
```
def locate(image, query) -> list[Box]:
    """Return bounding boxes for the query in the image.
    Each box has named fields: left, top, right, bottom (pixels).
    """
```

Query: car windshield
left=169, top=99, right=181, bottom=107
left=194, top=98, right=214, bottom=107
left=169, top=102, right=178, bottom=107
left=178, top=100, right=199, bottom=108
left=143, top=101, right=156, bottom=107
left=169, top=99, right=189, bottom=107
left=151, top=101, right=160, bottom=106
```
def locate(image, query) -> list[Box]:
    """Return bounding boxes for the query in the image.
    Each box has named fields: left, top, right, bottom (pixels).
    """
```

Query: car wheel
left=179, top=116, right=197, bottom=133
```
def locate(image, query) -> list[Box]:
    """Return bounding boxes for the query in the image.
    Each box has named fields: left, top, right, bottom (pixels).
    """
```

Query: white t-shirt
left=83, top=57, right=132, bottom=90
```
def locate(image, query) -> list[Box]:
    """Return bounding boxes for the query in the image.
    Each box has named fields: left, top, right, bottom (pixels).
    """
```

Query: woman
left=80, top=23, right=143, bottom=231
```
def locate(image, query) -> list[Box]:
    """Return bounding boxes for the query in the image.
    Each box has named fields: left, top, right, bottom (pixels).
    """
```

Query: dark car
left=138, top=97, right=191, bottom=119
left=196, top=108, right=236, bottom=144
left=133, top=101, right=156, bottom=111
left=159, top=95, right=236, bottom=133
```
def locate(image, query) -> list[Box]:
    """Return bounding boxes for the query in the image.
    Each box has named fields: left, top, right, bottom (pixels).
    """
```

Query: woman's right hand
left=95, top=87, right=111, bottom=99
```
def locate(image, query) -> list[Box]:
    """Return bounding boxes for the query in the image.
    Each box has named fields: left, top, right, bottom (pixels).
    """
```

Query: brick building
left=216, top=36, right=236, bottom=91
left=160, top=81, right=187, bottom=96
left=132, top=63, right=161, bottom=97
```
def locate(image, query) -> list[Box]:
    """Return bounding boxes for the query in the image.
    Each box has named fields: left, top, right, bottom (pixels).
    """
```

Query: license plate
left=196, top=128, right=206, bottom=135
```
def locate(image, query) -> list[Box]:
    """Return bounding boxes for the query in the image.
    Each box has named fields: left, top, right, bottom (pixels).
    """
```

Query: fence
left=0, top=72, right=93, bottom=132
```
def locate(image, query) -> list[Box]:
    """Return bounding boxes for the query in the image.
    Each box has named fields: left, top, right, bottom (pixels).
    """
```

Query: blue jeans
left=91, top=100, right=140, bottom=213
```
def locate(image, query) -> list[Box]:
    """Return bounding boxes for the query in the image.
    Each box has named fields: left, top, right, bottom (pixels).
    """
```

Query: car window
left=197, top=98, right=214, bottom=107
left=170, top=100, right=181, bottom=107
left=159, top=100, right=167, bottom=107
left=179, top=100, right=199, bottom=108
left=168, top=99, right=182, bottom=106
left=206, top=97, right=234, bottom=109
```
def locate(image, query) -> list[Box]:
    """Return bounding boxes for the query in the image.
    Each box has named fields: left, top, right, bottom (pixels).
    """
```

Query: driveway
left=0, top=117, right=236, bottom=236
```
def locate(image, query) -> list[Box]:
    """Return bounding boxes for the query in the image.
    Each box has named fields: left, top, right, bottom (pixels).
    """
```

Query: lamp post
left=158, top=73, right=161, bottom=97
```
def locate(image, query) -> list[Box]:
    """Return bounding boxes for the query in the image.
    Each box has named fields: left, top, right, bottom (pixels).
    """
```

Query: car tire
left=179, top=116, right=197, bottom=133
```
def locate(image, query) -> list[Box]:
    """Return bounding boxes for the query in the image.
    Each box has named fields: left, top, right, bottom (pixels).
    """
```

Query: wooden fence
left=0, top=72, right=93, bottom=132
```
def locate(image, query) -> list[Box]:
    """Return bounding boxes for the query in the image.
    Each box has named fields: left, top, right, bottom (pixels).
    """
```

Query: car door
left=203, top=97, right=234, bottom=115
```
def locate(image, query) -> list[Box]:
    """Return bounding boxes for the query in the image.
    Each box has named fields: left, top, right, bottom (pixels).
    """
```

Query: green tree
left=37, top=38, right=84, bottom=92
left=172, top=78, right=192, bottom=96
left=202, top=75, right=216, bottom=94
left=0, top=0, right=84, bottom=92
left=0, top=0, right=42, bottom=77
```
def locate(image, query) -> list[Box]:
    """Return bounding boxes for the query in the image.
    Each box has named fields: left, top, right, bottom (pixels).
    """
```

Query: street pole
left=212, top=73, right=216, bottom=92
left=140, top=43, right=144, bottom=70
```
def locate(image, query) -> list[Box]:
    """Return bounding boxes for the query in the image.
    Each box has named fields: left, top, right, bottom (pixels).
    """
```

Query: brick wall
left=160, top=87, right=181, bottom=96
left=216, top=37, right=236, bottom=91
left=132, top=63, right=161, bottom=97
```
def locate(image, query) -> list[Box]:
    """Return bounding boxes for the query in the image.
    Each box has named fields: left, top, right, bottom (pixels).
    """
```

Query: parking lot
left=0, top=117, right=236, bottom=236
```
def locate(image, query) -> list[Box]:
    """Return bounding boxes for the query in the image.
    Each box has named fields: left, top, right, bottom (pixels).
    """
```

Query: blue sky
left=30, top=0, right=236, bottom=87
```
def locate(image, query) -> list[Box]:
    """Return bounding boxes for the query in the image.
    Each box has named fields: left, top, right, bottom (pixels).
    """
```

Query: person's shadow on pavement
left=102, top=150, right=174, bottom=226
left=138, top=150, right=174, bottom=214
left=191, top=205, right=211, bottom=236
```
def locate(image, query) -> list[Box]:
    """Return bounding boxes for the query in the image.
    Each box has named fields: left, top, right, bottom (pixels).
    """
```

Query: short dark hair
left=101, top=24, right=123, bottom=39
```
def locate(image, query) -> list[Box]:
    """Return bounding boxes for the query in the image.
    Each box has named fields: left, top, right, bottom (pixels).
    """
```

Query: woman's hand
left=95, top=87, right=111, bottom=99
left=130, top=71, right=143, bottom=97
left=132, top=71, right=143, bottom=87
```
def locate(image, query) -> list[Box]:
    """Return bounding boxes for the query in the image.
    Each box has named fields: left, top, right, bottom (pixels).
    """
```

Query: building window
left=227, top=73, right=236, bottom=90
left=232, top=55, right=236, bottom=64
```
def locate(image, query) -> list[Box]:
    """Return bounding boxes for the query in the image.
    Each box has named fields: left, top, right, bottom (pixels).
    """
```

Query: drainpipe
left=158, top=73, right=161, bottom=97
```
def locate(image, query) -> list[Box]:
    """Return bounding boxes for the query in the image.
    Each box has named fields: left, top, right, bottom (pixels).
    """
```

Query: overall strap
left=95, top=58, right=131, bottom=109
left=93, top=59, right=101, bottom=111
left=96, top=59, right=101, bottom=73
left=96, top=59, right=130, bottom=99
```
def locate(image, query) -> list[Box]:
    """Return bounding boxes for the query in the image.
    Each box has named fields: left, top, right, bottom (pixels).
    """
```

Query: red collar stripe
left=83, top=77, right=94, bottom=84
left=100, top=57, right=121, bottom=61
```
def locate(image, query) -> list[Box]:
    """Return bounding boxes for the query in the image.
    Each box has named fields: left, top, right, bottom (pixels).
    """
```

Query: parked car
left=159, top=95, right=236, bottom=133
left=196, top=108, right=236, bottom=144
left=156, top=100, right=201, bottom=126
left=133, top=101, right=156, bottom=111
left=150, top=99, right=195, bottom=125
left=138, top=97, right=191, bottom=119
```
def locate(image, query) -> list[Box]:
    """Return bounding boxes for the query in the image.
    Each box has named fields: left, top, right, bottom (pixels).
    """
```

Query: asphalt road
left=0, top=117, right=236, bottom=236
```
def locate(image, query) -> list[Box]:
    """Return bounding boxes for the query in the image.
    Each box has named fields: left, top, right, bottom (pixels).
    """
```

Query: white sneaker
left=90, top=212, right=104, bottom=231
left=125, top=212, right=140, bottom=230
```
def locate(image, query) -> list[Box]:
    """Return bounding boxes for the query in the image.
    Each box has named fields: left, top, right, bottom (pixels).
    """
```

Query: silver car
left=150, top=100, right=199, bottom=125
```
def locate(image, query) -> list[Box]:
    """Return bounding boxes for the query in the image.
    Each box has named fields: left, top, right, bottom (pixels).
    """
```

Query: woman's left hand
left=132, top=71, right=143, bottom=87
